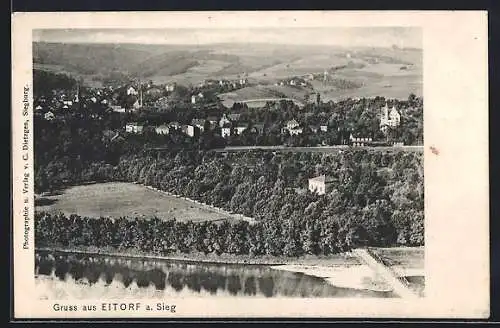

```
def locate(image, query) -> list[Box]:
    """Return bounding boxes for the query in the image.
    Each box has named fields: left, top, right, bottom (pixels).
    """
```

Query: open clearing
left=35, top=182, right=232, bottom=222
left=370, top=246, right=424, bottom=270
left=219, top=85, right=308, bottom=108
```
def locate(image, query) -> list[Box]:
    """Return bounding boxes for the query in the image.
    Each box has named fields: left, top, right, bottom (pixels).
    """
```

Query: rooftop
left=309, top=174, right=336, bottom=184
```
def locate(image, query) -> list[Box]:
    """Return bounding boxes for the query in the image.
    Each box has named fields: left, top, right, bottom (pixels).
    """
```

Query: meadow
left=35, top=182, right=232, bottom=222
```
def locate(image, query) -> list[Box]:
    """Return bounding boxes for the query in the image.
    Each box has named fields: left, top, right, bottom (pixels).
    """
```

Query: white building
left=283, top=119, right=303, bottom=135
left=125, top=122, right=144, bottom=134
left=286, top=119, right=300, bottom=130
left=44, top=111, right=55, bottom=121
left=219, top=114, right=231, bottom=127
left=289, top=128, right=303, bottom=136
left=155, top=124, right=170, bottom=135
left=132, top=99, right=141, bottom=110
left=349, top=134, right=373, bottom=147
left=191, top=92, right=204, bottom=104
left=380, top=104, right=401, bottom=132
left=127, top=86, right=138, bottom=96
left=308, top=175, right=335, bottom=195
left=169, top=122, right=181, bottom=130
left=183, top=125, right=196, bottom=137
left=221, top=127, right=232, bottom=138
left=191, top=119, right=206, bottom=132
left=234, top=126, right=247, bottom=135
left=110, top=105, right=126, bottom=113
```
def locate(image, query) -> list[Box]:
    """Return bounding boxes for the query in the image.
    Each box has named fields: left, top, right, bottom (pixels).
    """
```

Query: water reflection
left=35, top=250, right=396, bottom=298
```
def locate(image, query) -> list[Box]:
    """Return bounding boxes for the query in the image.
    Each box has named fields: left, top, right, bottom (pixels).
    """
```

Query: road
left=352, top=248, right=419, bottom=299
left=215, top=145, right=424, bottom=153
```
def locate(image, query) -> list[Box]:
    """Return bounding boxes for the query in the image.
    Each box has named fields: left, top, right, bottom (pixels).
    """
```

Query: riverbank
left=35, top=245, right=360, bottom=266
left=271, top=264, right=393, bottom=292
left=36, top=245, right=398, bottom=293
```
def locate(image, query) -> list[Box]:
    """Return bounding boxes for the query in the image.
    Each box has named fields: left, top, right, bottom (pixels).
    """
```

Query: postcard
left=11, top=11, right=489, bottom=319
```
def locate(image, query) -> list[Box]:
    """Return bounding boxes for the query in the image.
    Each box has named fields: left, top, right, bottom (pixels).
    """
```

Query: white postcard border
left=11, top=10, right=489, bottom=319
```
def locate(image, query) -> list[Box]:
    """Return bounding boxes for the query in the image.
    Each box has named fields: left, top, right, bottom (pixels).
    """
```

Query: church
left=379, top=103, right=401, bottom=132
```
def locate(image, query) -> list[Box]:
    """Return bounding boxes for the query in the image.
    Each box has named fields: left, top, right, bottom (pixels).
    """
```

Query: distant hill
left=32, top=42, right=422, bottom=99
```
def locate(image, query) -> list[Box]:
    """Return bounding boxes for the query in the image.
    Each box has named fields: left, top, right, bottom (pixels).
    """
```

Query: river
left=34, top=250, right=397, bottom=299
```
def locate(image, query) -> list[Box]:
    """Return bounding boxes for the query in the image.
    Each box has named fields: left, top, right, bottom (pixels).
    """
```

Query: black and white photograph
left=11, top=11, right=489, bottom=319
left=31, top=26, right=425, bottom=300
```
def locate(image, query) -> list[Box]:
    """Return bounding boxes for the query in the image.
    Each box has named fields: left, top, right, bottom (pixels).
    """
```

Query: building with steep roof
left=380, top=103, right=401, bottom=132
left=308, top=175, right=336, bottom=195
left=155, top=124, right=170, bottom=135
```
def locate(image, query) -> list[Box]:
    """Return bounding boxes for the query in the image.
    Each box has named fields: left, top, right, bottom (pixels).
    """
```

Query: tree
left=301, top=219, right=320, bottom=255
left=282, top=220, right=302, bottom=257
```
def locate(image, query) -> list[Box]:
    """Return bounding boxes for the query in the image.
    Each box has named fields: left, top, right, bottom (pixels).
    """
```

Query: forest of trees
left=33, top=69, right=78, bottom=96
left=35, top=118, right=424, bottom=252
left=35, top=212, right=357, bottom=257
left=33, top=71, right=424, bottom=257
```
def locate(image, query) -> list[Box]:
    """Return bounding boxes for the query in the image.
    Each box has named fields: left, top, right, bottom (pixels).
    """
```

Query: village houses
left=165, top=84, right=175, bottom=92
left=350, top=134, right=373, bottom=147
left=219, top=113, right=242, bottom=128
left=191, top=92, right=204, bottom=104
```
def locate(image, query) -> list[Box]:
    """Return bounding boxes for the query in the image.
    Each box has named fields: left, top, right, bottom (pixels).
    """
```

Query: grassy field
left=370, top=246, right=424, bottom=269
left=219, top=85, right=308, bottom=108
left=35, top=182, right=232, bottom=222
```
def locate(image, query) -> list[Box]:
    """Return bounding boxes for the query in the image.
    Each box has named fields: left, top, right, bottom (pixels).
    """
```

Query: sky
left=33, top=27, right=422, bottom=49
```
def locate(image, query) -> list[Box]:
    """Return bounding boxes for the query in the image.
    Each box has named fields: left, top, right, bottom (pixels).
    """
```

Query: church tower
left=74, top=83, right=79, bottom=103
